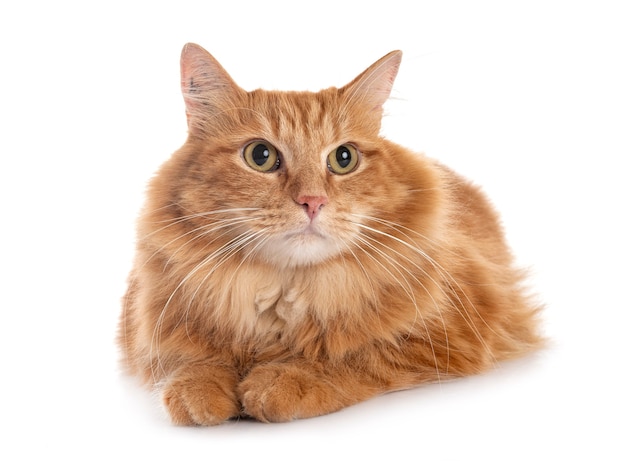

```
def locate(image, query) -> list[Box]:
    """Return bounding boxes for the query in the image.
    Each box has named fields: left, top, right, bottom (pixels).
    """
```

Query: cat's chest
left=213, top=260, right=370, bottom=339
left=253, top=279, right=307, bottom=325
left=218, top=265, right=312, bottom=336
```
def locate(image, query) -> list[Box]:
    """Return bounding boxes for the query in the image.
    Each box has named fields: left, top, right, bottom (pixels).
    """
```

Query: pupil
left=252, top=144, right=270, bottom=166
left=336, top=147, right=351, bottom=168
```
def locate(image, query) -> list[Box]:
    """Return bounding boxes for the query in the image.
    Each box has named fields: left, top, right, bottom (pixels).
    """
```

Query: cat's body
left=119, top=43, right=543, bottom=425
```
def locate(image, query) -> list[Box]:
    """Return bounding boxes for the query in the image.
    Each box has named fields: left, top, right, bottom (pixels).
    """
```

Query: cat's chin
left=256, top=231, right=342, bottom=268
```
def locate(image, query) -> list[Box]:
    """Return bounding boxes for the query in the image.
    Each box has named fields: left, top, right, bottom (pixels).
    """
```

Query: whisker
left=139, top=212, right=263, bottom=270
left=351, top=218, right=496, bottom=362
left=337, top=236, right=387, bottom=340
left=185, top=228, right=267, bottom=307
left=143, top=207, right=262, bottom=238
left=182, top=229, right=270, bottom=339
left=149, top=226, right=266, bottom=382
left=162, top=216, right=263, bottom=267
left=350, top=233, right=443, bottom=381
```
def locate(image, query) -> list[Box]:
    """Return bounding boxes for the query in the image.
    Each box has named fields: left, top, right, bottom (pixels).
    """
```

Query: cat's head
left=149, top=44, right=442, bottom=269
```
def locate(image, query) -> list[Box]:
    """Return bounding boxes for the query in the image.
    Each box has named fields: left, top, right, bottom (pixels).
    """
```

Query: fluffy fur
left=118, top=43, right=543, bottom=425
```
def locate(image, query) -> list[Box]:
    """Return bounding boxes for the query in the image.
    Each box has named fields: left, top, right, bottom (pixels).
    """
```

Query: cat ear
left=180, top=43, right=244, bottom=131
left=342, top=50, right=402, bottom=114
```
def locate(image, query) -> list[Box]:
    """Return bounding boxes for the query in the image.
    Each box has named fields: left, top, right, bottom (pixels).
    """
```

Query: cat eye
left=243, top=141, right=280, bottom=172
left=327, top=144, right=359, bottom=175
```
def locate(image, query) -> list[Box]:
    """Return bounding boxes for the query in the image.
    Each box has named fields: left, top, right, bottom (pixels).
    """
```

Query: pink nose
left=297, top=195, right=329, bottom=220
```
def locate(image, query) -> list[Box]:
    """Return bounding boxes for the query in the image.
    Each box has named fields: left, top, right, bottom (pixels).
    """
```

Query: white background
left=1, top=1, right=624, bottom=459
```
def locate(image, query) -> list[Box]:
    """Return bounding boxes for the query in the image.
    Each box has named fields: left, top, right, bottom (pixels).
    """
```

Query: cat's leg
left=238, top=361, right=378, bottom=422
left=162, top=360, right=240, bottom=426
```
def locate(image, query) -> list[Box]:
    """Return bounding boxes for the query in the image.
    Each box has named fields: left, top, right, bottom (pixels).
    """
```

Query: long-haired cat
left=119, top=43, right=543, bottom=425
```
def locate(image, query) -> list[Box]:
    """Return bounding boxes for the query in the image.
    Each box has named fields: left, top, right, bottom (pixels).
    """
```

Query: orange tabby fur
left=118, top=43, right=543, bottom=425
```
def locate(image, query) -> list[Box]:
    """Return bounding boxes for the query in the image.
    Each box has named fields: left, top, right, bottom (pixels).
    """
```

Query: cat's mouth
left=285, top=222, right=327, bottom=240
left=293, top=227, right=324, bottom=237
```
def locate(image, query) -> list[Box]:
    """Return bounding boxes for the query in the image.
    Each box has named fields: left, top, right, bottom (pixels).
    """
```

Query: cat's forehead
left=245, top=88, right=353, bottom=149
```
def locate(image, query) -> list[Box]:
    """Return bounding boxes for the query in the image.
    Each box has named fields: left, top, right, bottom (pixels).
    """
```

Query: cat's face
left=155, top=45, right=440, bottom=269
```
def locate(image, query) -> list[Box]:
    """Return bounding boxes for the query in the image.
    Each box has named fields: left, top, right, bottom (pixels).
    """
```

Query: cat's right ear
left=180, top=43, right=244, bottom=132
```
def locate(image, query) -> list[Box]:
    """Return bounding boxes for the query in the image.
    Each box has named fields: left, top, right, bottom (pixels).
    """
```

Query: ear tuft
left=343, top=50, right=402, bottom=114
left=179, top=43, right=243, bottom=129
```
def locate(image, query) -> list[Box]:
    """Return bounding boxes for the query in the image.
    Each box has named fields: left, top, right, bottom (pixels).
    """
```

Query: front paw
left=238, top=364, right=338, bottom=422
left=162, top=366, right=239, bottom=426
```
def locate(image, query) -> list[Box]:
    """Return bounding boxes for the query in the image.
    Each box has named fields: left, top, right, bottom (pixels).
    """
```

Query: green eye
left=327, top=144, right=359, bottom=174
left=243, top=141, right=280, bottom=172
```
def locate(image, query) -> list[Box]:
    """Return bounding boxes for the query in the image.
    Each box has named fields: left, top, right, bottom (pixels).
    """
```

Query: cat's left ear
left=342, top=50, right=402, bottom=115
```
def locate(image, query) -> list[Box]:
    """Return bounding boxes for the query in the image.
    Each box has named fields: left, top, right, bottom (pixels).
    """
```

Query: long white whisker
left=149, top=227, right=264, bottom=382
left=144, top=207, right=262, bottom=236
left=182, top=229, right=271, bottom=340
left=351, top=217, right=496, bottom=365
left=162, top=216, right=263, bottom=267
left=140, top=212, right=262, bottom=269
left=186, top=229, right=267, bottom=308
left=351, top=233, right=442, bottom=381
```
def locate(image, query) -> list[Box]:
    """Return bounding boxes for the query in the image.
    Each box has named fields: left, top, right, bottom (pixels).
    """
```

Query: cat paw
left=162, top=367, right=239, bottom=426
left=238, top=364, right=336, bottom=423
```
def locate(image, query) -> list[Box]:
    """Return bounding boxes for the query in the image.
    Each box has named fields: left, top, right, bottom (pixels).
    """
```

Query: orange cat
left=118, top=43, right=543, bottom=425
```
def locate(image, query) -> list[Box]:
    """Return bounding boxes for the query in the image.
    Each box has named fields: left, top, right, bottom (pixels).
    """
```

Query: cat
left=118, top=43, right=544, bottom=425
